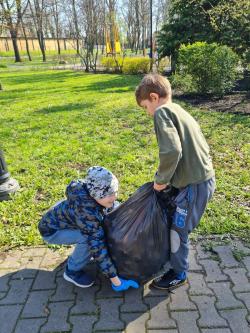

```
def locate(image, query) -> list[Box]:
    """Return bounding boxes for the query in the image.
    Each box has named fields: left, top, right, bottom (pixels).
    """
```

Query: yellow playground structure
left=105, top=22, right=121, bottom=55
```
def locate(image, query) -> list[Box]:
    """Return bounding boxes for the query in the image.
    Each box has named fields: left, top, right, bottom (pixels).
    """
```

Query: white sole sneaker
left=63, top=272, right=94, bottom=288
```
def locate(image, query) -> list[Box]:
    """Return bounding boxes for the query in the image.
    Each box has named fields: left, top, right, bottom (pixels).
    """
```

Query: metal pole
left=149, top=0, right=153, bottom=70
left=0, top=150, right=10, bottom=184
left=0, top=150, right=19, bottom=201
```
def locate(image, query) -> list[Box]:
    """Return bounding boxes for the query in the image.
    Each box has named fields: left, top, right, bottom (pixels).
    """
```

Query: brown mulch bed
left=174, top=71, right=250, bottom=115
left=175, top=91, right=250, bottom=115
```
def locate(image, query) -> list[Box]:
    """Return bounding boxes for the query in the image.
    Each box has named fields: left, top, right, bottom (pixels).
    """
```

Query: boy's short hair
left=135, top=74, right=172, bottom=105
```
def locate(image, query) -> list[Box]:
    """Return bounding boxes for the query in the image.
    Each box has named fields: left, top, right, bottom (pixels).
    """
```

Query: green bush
left=101, top=56, right=150, bottom=74
left=123, top=57, right=151, bottom=74
left=0, top=64, right=7, bottom=68
left=176, top=42, right=240, bottom=95
left=101, top=56, right=123, bottom=72
left=157, top=56, right=171, bottom=74
left=170, top=73, right=194, bottom=93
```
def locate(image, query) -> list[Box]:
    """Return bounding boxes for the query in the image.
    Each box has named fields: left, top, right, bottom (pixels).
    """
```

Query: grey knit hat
left=84, top=166, right=119, bottom=199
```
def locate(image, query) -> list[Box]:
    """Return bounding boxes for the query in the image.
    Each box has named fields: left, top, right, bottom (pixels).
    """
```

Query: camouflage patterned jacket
left=38, top=180, right=117, bottom=278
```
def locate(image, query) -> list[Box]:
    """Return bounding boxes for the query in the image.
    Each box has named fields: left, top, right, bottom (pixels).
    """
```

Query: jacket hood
left=65, top=179, right=91, bottom=201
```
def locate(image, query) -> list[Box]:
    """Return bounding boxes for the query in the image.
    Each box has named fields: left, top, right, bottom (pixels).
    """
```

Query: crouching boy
left=135, top=74, right=216, bottom=290
left=38, top=166, right=138, bottom=291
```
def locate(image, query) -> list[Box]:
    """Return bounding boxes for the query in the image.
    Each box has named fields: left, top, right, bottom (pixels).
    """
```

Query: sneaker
left=151, top=269, right=187, bottom=291
left=63, top=266, right=94, bottom=288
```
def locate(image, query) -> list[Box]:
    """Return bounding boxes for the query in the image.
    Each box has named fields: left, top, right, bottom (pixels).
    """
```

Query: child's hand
left=154, top=182, right=168, bottom=191
left=111, top=277, right=139, bottom=292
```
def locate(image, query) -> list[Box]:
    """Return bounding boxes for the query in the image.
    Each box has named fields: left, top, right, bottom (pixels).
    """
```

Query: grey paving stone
left=220, top=309, right=250, bottom=333
left=0, top=271, right=11, bottom=292
left=191, top=295, right=228, bottom=328
left=236, top=292, right=250, bottom=311
left=201, top=329, right=231, bottom=333
left=40, top=301, right=74, bottom=333
left=213, top=245, right=239, bottom=268
left=208, top=282, right=244, bottom=309
left=12, top=268, right=38, bottom=279
left=0, top=269, right=14, bottom=277
left=233, top=241, right=250, bottom=254
left=32, top=269, right=57, bottom=290
left=0, top=278, right=33, bottom=304
left=15, top=318, right=46, bottom=333
left=200, top=259, right=228, bottom=282
left=143, top=281, right=169, bottom=298
left=148, top=331, right=178, bottom=333
left=188, top=272, right=213, bottom=296
left=94, top=298, right=124, bottom=331
left=189, top=248, right=203, bottom=271
left=71, top=286, right=98, bottom=314
left=196, top=244, right=212, bottom=260
left=243, top=256, right=250, bottom=277
left=121, top=287, right=147, bottom=313
left=146, top=296, right=176, bottom=329
left=53, top=263, right=65, bottom=277
left=50, top=276, right=75, bottom=301
left=21, top=247, right=47, bottom=257
left=12, top=256, right=43, bottom=278
left=0, top=252, right=22, bottom=269
left=0, top=291, right=6, bottom=299
left=21, top=290, right=53, bottom=318
left=96, top=276, right=122, bottom=299
left=39, top=249, right=64, bottom=269
left=0, top=304, right=22, bottom=333
left=171, top=311, right=200, bottom=333
left=170, top=283, right=196, bottom=311
left=224, top=268, right=250, bottom=292
left=70, top=314, right=97, bottom=333
left=121, top=312, right=149, bottom=333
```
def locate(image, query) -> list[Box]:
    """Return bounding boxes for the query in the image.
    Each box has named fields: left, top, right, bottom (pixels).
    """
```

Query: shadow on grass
left=0, top=73, right=139, bottom=109
left=71, top=74, right=140, bottom=94
left=3, top=70, right=77, bottom=85
left=35, top=101, right=96, bottom=114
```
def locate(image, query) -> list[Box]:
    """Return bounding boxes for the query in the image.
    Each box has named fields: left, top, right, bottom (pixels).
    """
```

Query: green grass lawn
left=0, top=68, right=249, bottom=249
left=0, top=50, right=79, bottom=70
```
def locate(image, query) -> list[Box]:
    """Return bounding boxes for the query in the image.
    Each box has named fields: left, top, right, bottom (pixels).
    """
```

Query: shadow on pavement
left=0, top=261, right=170, bottom=333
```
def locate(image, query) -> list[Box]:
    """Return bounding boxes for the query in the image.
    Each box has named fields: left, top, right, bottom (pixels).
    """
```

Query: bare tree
left=21, top=16, right=32, bottom=60
left=77, top=0, right=105, bottom=72
left=49, top=0, right=61, bottom=54
left=27, top=0, right=47, bottom=61
left=105, top=0, right=116, bottom=54
left=119, top=0, right=169, bottom=53
left=71, top=0, right=80, bottom=53
left=0, top=0, right=28, bottom=62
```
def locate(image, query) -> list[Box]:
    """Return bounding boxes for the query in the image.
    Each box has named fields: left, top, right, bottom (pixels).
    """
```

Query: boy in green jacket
left=135, top=74, right=215, bottom=290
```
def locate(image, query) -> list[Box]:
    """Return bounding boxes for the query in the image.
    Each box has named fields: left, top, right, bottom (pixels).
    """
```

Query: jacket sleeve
left=154, top=109, right=182, bottom=184
left=73, top=200, right=117, bottom=278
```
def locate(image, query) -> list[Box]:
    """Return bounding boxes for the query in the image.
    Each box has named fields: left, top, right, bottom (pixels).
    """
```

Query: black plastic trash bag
left=104, top=182, right=176, bottom=282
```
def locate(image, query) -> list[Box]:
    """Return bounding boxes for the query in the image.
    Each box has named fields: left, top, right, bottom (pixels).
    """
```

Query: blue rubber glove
left=112, top=278, right=139, bottom=292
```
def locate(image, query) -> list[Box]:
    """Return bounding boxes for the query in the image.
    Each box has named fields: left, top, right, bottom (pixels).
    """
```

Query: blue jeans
left=43, top=229, right=91, bottom=272
left=170, top=177, right=216, bottom=273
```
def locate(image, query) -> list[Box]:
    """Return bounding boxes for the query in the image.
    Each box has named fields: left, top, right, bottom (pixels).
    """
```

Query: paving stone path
left=0, top=240, right=250, bottom=333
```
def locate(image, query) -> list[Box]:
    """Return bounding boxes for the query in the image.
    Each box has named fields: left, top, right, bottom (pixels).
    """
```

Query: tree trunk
left=170, top=54, right=177, bottom=73
left=56, top=38, right=61, bottom=55
left=10, top=31, right=21, bottom=62
left=37, top=31, right=46, bottom=62
left=72, top=0, right=80, bottom=54
left=22, top=22, right=32, bottom=61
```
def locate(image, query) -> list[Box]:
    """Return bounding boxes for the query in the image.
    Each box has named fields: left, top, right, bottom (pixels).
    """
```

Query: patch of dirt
left=66, top=162, right=90, bottom=171
left=175, top=91, right=250, bottom=115
left=174, top=70, right=250, bottom=115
